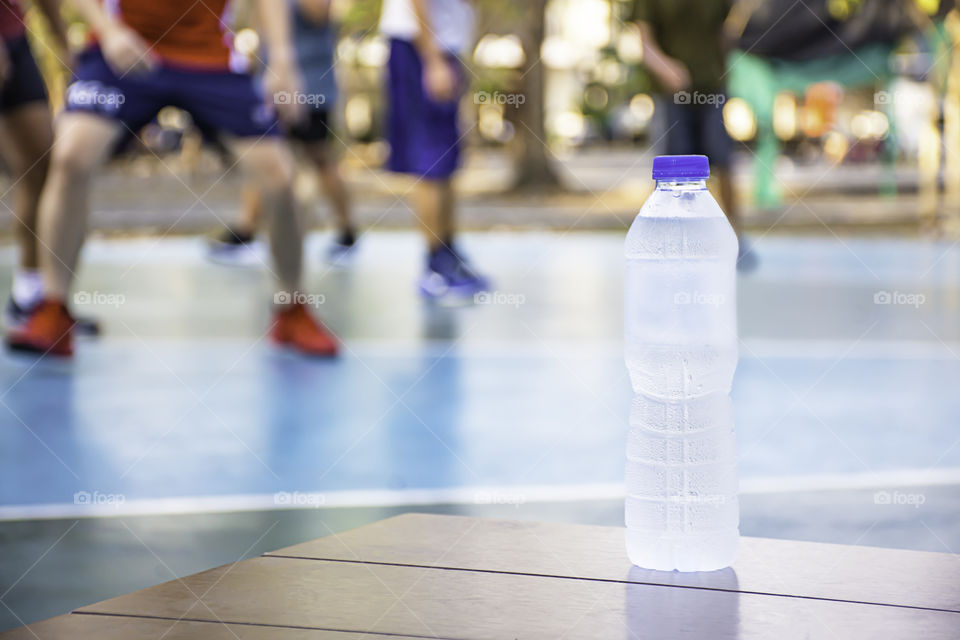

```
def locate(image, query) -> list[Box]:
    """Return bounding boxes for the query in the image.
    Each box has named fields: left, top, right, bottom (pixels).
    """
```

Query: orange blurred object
left=801, top=82, right=844, bottom=139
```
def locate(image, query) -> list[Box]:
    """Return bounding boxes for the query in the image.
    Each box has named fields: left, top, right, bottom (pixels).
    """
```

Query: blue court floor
left=1, top=230, right=959, bottom=629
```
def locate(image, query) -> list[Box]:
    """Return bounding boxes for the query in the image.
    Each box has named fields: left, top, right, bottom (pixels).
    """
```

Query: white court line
left=2, top=468, right=958, bottom=521
left=43, top=337, right=960, bottom=361
left=350, top=338, right=960, bottom=361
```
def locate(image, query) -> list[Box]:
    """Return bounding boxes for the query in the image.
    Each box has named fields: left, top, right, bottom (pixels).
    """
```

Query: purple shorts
left=65, top=47, right=280, bottom=141
left=385, top=39, right=462, bottom=180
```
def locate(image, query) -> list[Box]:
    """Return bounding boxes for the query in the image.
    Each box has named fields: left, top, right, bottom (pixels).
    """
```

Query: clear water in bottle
left=624, top=155, right=739, bottom=572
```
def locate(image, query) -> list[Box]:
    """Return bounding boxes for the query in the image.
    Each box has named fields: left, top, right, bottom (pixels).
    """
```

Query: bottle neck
left=655, top=179, right=707, bottom=191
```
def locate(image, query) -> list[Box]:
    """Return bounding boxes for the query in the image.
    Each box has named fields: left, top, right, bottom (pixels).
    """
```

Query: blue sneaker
left=736, top=235, right=758, bottom=273
left=207, top=228, right=263, bottom=267
left=325, top=230, right=358, bottom=267
left=418, top=245, right=490, bottom=301
left=3, top=296, right=30, bottom=330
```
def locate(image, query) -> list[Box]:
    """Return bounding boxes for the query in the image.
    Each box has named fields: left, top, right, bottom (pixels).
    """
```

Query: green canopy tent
left=727, top=0, right=936, bottom=208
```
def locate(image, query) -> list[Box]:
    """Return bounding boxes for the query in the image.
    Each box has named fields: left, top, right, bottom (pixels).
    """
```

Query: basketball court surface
left=2, top=230, right=959, bottom=629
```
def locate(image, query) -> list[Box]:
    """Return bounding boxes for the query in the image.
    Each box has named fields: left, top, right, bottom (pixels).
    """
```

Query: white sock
left=12, top=269, right=44, bottom=309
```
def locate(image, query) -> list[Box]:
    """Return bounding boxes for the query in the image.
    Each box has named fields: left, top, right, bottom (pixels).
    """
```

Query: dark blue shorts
left=65, top=47, right=280, bottom=141
left=288, top=107, right=331, bottom=143
left=386, top=39, right=462, bottom=180
left=663, top=99, right=732, bottom=169
left=0, top=36, right=48, bottom=113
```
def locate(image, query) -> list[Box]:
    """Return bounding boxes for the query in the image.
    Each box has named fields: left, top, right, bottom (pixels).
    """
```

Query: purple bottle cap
left=652, top=155, right=710, bottom=181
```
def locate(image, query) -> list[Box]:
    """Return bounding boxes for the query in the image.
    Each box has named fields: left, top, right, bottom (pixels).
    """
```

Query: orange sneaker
left=271, top=302, right=338, bottom=357
left=5, top=299, right=75, bottom=357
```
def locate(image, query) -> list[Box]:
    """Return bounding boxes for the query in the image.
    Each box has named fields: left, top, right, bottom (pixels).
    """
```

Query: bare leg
left=716, top=167, right=740, bottom=234
left=301, top=141, right=353, bottom=236
left=38, top=113, right=122, bottom=300
left=413, top=178, right=454, bottom=251
left=234, top=184, right=262, bottom=236
left=228, top=137, right=300, bottom=292
left=0, top=102, right=55, bottom=270
left=226, top=137, right=338, bottom=355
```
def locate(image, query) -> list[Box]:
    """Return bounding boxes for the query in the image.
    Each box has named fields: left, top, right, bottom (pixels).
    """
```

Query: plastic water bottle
left=623, top=155, right=739, bottom=572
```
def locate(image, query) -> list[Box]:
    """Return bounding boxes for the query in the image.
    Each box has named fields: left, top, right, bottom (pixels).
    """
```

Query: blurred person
left=209, top=0, right=357, bottom=267
left=632, top=0, right=756, bottom=270
left=0, top=0, right=100, bottom=331
left=5, top=0, right=339, bottom=357
left=380, top=0, right=489, bottom=300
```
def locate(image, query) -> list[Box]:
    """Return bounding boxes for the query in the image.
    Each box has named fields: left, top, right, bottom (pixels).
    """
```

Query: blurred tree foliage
left=474, top=0, right=559, bottom=190
left=339, top=0, right=384, bottom=34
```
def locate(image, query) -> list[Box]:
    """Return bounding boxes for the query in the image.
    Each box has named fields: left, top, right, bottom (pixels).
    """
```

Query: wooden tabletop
left=4, top=513, right=959, bottom=639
